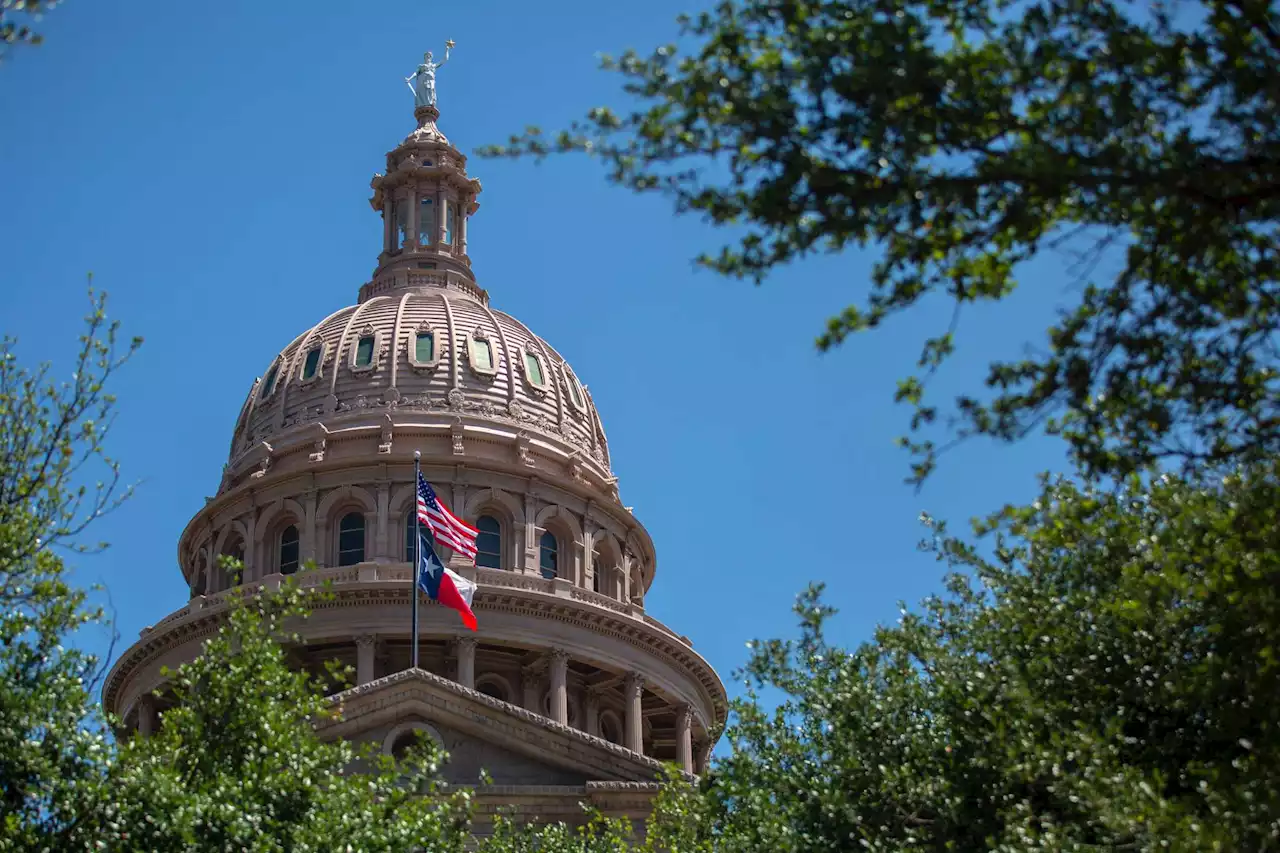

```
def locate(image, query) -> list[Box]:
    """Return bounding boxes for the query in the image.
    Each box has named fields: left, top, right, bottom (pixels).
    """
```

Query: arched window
left=337, top=512, right=366, bottom=566
left=219, top=537, right=245, bottom=590
left=471, top=336, right=494, bottom=371
left=592, top=548, right=604, bottom=593
left=600, top=712, right=622, bottom=745
left=390, top=729, right=421, bottom=761
left=476, top=676, right=509, bottom=703
left=418, top=197, right=434, bottom=245
left=302, top=347, right=322, bottom=381
left=444, top=200, right=455, bottom=245
left=354, top=335, right=375, bottom=368
left=261, top=363, right=279, bottom=397
left=279, top=525, right=300, bottom=575
left=475, top=515, right=501, bottom=569
left=539, top=531, right=558, bottom=580
left=415, top=330, right=434, bottom=362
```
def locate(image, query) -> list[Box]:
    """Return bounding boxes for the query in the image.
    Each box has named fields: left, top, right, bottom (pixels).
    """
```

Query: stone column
left=521, top=661, right=543, bottom=712
left=436, top=188, right=446, bottom=245
left=355, top=634, right=377, bottom=686
left=549, top=648, right=569, bottom=725
left=383, top=197, right=393, bottom=252
left=136, top=693, right=157, bottom=738
left=408, top=190, right=419, bottom=249
left=676, top=704, right=694, bottom=774
left=624, top=672, right=644, bottom=754
left=455, top=636, right=477, bottom=689
left=302, top=490, right=318, bottom=566
left=375, top=484, right=390, bottom=561
left=585, top=687, right=601, bottom=737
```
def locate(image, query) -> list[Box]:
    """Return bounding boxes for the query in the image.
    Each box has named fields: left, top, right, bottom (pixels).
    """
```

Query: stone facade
left=102, top=84, right=725, bottom=832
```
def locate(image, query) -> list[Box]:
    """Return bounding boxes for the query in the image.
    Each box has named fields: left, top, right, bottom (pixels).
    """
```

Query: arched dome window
left=279, top=525, right=300, bottom=575
left=418, top=197, right=434, bottom=246
left=592, top=547, right=604, bottom=593
left=444, top=200, right=455, bottom=245
left=261, top=362, right=280, bottom=398
left=469, top=333, right=495, bottom=374
left=415, top=330, right=434, bottom=363
left=475, top=515, right=501, bottom=569
left=301, top=346, right=322, bottom=381
left=563, top=366, right=587, bottom=412
left=354, top=335, right=375, bottom=368
left=337, top=513, right=366, bottom=566
left=539, top=531, right=558, bottom=580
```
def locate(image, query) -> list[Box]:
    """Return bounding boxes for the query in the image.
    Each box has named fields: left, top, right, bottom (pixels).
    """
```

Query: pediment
left=321, top=668, right=670, bottom=783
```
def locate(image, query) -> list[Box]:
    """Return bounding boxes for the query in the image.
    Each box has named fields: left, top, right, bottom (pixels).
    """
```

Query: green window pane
left=418, top=197, right=434, bottom=245
left=415, top=331, right=434, bottom=363
left=355, top=335, right=374, bottom=367
left=472, top=338, right=493, bottom=371
left=279, top=525, right=300, bottom=575
left=476, top=515, right=501, bottom=569
left=568, top=372, right=584, bottom=407
left=337, top=512, right=365, bottom=566
left=302, top=348, right=321, bottom=380
left=539, top=531, right=557, bottom=580
left=262, top=364, right=279, bottom=396
left=525, top=352, right=544, bottom=386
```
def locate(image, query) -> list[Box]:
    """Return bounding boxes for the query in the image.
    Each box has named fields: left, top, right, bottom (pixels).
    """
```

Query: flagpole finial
left=414, top=450, right=421, bottom=459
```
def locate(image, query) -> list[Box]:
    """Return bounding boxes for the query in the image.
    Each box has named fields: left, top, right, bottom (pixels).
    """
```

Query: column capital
left=677, top=703, right=694, bottom=728
left=453, top=635, right=479, bottom=652
left=549, top=647, right=570, bottom=665
left=355, top=633, right=377, bottom=649
left=624, top=671, right=645, bottom=694
left=521, top=656, right=548, bottom=677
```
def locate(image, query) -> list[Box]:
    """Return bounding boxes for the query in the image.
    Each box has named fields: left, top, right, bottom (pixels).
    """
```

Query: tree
left=484, top=0, right=1280, bottom=485
left=0, top=298, right=631, bottom=851
left=1, top=0, right=58, bottom=60
left=0, top=291, right=138, bottom=845
left=665, top=461, right=1280, bottom=850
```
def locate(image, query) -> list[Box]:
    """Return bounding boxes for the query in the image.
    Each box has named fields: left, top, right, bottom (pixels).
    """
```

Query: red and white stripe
left=418, top=495, right=479, bottom=560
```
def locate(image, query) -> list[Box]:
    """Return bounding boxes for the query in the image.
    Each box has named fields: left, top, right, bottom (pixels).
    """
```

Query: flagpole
left=412, top=450, right=421, bottom=670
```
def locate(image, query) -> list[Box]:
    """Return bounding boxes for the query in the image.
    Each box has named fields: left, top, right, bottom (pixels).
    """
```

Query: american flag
left=416, top=473, right=478, bottom=561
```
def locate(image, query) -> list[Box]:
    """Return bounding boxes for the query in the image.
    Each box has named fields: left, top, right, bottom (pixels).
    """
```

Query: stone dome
left=227, top=274, right=611, bottom=487
left=104, top=89, right=725, bottom=833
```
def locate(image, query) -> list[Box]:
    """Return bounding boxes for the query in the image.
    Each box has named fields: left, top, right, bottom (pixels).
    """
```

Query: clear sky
left=1, top=1, right=1069, bottom=719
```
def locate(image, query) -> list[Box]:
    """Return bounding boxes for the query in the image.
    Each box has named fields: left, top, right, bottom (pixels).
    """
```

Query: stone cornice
left=103, top=573, right=727, bottom=737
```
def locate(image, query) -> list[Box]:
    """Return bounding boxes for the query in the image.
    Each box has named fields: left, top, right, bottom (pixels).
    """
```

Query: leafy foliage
left=0, top=291, right=135, bottom=847
left=673, top=462, right=1280, bottom=850
left=483, top=0, right=1280, bottom=485
left=0, top=284, right=140, bottom=604
left=0, top=0, right=58, bottom=58
left=64, top=579, right=477, bottom=853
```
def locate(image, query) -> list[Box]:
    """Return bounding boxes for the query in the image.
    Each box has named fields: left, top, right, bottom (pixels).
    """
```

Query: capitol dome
left=104, top=91, right=723, bottom=836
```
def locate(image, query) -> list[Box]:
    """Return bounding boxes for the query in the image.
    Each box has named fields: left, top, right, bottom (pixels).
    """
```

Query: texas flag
left=417, top=532, right=478, bottom=631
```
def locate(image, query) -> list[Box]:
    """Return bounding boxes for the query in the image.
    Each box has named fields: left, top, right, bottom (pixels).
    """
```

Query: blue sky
left=1, top=1, right=1069, bottom=717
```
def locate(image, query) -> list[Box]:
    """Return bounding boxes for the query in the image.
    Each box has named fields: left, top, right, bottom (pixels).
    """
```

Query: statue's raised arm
left=438, top=39, right=454, bottom=69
